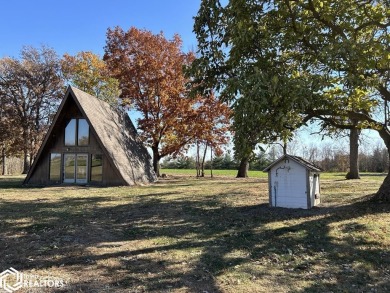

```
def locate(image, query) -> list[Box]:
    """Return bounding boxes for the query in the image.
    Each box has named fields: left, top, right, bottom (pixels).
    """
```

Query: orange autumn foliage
left=193, top=92, right=231, bottom=156
left=61, top=51, right=120, bottom=105
left=104, top=26, right=231, bottom=176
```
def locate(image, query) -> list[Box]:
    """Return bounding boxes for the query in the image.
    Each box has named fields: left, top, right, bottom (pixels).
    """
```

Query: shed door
left=274, top=165, right=307, bottom=208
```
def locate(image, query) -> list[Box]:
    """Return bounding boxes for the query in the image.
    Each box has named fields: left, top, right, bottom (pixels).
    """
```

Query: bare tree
left=0, top=46, right=63, bottom=173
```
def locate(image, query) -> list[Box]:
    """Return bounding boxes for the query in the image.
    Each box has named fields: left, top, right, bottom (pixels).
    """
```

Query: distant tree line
left=161, top=145, right=389, bottom=173
left=315, top=146, right=389, bottom=173
left=3, top=140, right=387, bottom=175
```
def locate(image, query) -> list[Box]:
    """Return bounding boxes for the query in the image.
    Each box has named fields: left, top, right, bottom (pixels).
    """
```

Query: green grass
left=0, top=174, right=389, bottom=292
left=161, top=168, right=268, bottom=178
left=162, top=168, right=388, bottom=181
left=320, top=171, right=388, bottom=181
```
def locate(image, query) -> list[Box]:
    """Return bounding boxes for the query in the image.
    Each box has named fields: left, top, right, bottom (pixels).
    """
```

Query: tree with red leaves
left=104, top=27, right=203, bottom=176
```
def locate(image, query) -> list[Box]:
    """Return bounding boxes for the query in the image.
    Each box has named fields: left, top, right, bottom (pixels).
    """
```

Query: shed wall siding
left=269, top=159, right=308, bottom=209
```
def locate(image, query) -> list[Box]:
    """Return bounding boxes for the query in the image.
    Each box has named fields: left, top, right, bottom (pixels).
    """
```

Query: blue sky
left=0, top=0, right=384, bottom=153
left=0, top=0, right=201, bottom=148
left=0, top=0, right=200, bottom=58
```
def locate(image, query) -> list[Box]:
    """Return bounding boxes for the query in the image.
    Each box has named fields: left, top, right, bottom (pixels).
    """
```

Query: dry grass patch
left=0, top=175, right=389, bottom=292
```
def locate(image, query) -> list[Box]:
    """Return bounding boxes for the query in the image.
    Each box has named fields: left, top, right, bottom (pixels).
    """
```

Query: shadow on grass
left=0, top=181, right=389, bottom=292
left=0, top=176, right=26, bottom=189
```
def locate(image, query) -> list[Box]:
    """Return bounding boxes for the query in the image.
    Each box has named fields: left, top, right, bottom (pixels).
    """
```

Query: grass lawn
left=0, top=174, right=389, bottom=292
left=161, top=168, right=389, bottom=181
left=160, top=168, right=268, bottom=178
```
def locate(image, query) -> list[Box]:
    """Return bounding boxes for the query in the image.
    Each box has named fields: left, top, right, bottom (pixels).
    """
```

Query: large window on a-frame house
left=49, top=153, right=61, bottom=181
left=65, top=118, right=89, bottom=146
left=63, top=118, right=90, bottom=184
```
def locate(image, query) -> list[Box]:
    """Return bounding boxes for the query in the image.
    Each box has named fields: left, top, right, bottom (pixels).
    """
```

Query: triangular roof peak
left=263, top=154, right=322, bottom=172
left=25, top=86, right=156, bottom=185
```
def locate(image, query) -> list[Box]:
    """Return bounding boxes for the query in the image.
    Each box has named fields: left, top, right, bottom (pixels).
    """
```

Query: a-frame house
left=24, top=86, right=157, bottom=186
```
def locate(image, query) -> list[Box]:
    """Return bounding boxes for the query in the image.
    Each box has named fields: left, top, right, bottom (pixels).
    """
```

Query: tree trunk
left=373, top=127, right=390, bottom=201
left=374, top=171, right=390, bottom=201
left=196, top=141, right=201, bottom=177
left=236, top=157, right=249, bottom=178
left=346, top=127, right=361, bottom=179
left=22, top=128, right=30, bottom=174
left=22, top=148, right=29, bottom=174
left=201, top=143, right=208, bottom=177
left=1, top=146, right=6, bottom=175
left=151, top=146, right=161, bottom=177
left=210, top=146, right=213, bottom=178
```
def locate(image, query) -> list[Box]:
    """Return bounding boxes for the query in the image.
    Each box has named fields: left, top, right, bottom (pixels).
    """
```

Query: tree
left=0, top=91, right=22, bottom=175
left=61, top=51, right=120, bottom=105
left=193, top=92, right=231, bottom=177
left=371, top=145, right=389, bottom=173
left=162, top=156, right=196, bottom=169
left=311, top=122, right=362, bottom=179
left=191, top=0, right=315, bottom=177
left=232, top=98, right=261, bottom=178
left=0, top=46, right=63, bottom=173
left=0, top=93, right=14, bottom=175
left=276, top=0, right=388, bottom=192
left=346, top=125, right=361, bottom=179
left=104, top=27, right=200, bottom=177
left=191, top=0, right=390, bottom=200
left=249, top=149, right=272, bottom=171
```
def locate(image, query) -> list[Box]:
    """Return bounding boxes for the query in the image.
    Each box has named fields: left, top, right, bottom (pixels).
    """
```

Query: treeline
left=161, top=146, right=389, bottom=173
left=315, top=147, right=389, bottom=173
left=0, top=157, right=24, bottom=175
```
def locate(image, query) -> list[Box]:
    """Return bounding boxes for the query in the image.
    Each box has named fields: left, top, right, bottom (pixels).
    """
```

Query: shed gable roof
left=263, top=154, right=322, bottom=172
left=24, top=86, right=156, bottom=185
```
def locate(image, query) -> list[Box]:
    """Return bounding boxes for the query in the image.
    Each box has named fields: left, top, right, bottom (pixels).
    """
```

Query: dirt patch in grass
left=0, top=175, right=389, bottom=292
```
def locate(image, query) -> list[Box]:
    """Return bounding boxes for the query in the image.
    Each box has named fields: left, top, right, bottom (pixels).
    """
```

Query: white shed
left=263, top=154, right=322, bottom=209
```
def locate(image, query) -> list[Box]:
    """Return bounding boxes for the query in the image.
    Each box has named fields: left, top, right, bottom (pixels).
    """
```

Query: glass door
left=63, top=154, right=76, bottom=183
left=76, top=154, right=88, bottom=184
left=63, top=153, right=88, bottom=184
